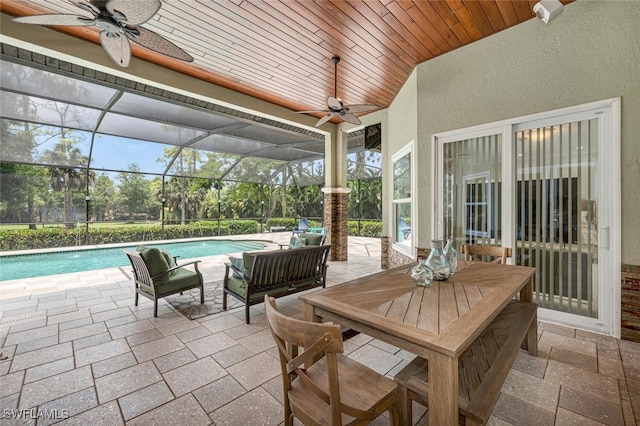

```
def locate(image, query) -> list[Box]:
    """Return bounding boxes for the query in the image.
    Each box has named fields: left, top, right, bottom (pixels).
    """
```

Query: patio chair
left=461, top=244, right=512, bottom=264
left=124, top=248, right=204, bottom=317
left=264, top=295, right=401, bottom=425
left=292, top=217, right=309, bottom=236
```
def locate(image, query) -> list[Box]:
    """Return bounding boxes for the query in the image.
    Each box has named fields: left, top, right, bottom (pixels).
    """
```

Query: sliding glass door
left=515, top=120, right=598, bottom=318
left=434, top=99, right=620, bottom=335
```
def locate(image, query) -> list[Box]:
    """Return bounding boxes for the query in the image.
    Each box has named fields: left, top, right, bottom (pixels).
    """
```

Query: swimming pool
left=0, top=239, right=266, bottom=281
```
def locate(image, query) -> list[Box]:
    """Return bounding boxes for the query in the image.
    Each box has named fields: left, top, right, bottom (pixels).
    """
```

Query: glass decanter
left=424, top=239, right=451, bottom=281
left=444, top=237, right=458, bottom=275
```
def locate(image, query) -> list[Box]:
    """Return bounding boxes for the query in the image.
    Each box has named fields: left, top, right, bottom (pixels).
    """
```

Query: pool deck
left=0, top=233, right=639, bottom=425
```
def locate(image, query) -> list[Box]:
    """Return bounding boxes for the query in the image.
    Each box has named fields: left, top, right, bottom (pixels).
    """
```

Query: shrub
left=0, top=219, right=260, bottom=251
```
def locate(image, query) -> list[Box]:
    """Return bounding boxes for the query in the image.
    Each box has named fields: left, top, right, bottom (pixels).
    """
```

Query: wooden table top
left=300, top=261, right=535, bottom=358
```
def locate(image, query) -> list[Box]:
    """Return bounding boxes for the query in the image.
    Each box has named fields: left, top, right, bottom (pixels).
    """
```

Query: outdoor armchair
left=124, top=247, right=204, bottom=317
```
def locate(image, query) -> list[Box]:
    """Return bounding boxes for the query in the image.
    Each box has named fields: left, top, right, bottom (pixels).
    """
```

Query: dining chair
left=264, top=295, right=401, bottom=426
left=460, top=244, right=512, bottom=264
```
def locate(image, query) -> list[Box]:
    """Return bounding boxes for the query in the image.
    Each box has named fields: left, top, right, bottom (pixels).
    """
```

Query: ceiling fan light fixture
left=295, top=56, right=378, bottom=127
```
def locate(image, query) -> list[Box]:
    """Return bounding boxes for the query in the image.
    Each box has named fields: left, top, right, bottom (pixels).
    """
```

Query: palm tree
left=40, top=136, right=94, bottom=224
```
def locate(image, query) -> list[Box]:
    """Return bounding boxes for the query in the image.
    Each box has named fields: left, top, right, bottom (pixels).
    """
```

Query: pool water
left=0, top=239, right=266, bottom=281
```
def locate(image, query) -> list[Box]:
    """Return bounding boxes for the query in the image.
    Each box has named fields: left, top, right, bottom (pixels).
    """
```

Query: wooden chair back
left=265, top=296, right=399, bottom=425
left=461, top=244, right=512, bottom=264
left=265, top=296, right=344, bottom=424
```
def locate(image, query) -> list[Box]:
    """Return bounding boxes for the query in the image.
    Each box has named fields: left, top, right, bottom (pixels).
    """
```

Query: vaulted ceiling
left=0, top=0, right=572, bottom=123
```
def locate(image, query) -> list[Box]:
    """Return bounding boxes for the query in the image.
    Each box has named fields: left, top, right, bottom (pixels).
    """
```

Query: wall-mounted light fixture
left=533, top=0, right=564, bottom=24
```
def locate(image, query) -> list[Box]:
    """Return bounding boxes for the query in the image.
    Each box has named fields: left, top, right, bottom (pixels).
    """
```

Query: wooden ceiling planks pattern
left=0, top=0, right=572, bottom=121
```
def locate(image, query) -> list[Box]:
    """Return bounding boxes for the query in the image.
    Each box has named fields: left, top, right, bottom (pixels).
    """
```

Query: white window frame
left=392, top=140, right=416, bottom=258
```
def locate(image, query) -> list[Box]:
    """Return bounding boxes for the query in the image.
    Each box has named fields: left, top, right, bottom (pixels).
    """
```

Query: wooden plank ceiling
left=1, top=0, right=571, bottom=121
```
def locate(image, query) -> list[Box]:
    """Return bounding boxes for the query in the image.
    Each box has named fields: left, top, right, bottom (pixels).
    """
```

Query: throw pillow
left=229, top=256, right=245, bottom=278
left=242, top=252, right=257, bottom=278
left=160, top=249, right=177, bottom=276
left=139, top=247, right=170, bottom=285
left=288, top=235, right=302, bottom=249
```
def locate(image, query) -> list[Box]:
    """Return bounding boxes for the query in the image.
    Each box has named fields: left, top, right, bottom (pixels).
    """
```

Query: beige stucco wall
left=385, top=71, right=418, bottom=240
left=387, top=0, right=640, bottom=264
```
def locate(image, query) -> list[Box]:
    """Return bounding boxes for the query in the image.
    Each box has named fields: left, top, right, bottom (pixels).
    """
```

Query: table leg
left=527, top=310, right=538, bottom=356
left=302, top=302, right=319, bottom=323
left=519, top=275, right=533, bottom=303
left=428, top=351, right=459, bottom=426
left=519, top=276, right=538, bottom=355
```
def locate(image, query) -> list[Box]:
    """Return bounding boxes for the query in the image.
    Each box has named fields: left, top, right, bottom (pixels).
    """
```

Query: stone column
left=322, top=188, right=349, bottom=261
left=322, top=127, right=350, bottom=261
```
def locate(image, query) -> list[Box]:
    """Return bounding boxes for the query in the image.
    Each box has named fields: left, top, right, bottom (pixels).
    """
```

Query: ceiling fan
left=297, top=56, right=378, bottom=127
left=12, top=0, right=194, bottom=68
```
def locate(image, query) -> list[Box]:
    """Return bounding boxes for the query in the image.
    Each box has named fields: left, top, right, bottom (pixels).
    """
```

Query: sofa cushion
left=139, top=247, right=170, bottom=285
left=229, top=256, right=244, bottom=278
left=299, top=233, right=323, bottom=246
left=225, top=274, right=290, bottom=301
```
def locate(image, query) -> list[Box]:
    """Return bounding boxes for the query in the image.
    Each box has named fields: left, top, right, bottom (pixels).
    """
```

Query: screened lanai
left=0, top=50, right=382, bottom=245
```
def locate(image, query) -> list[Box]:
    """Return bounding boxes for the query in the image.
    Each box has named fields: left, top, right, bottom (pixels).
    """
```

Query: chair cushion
left=242, top=252, right=258, bottom=277
left=229, top=256, right=244, bottom=278
left=154, top=268, right=201, bottom=296
left=299, top=233, right=323, bottom=246
left=138, top=247, right=170, bottom=285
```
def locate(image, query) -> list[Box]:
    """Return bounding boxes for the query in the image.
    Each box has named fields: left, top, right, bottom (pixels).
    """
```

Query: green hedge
left=347, top=220, right=382, bottom=238
left=0, top=220, right=259, bottom=251
left=0, top=219, right=381, bottom=251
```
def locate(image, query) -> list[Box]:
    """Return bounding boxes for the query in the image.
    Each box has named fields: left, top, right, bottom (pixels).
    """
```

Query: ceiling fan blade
left=344, top=104, right=378, bottom=114
left=327, top=96, right=342, bottom=110
left=12, top=14, right=94, bottom=26
left=340, top=113, right=362, bottom=126
left=128, top=26, right=194, bottom=62
left=315, top=113, right=334, bottom=127
left=295, top=109, right=330, bottom=114
left=106, top=0, right=160, bottom=26
left=71, top=1, right=101, bottom=16
left=100, top=31, right=131, bottom=67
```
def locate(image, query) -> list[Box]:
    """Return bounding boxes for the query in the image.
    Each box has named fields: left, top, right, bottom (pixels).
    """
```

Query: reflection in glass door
left=437, top=98, right=619, bottom=335
left=442, top=134, right=503, bottom=250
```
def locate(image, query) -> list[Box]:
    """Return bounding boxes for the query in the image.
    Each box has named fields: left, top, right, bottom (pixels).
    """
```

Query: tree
left=91, top=174, right=116, bottom=220
left=34, top=75, right=94, bottom=224
left=39, top=136, right=93, bottom=224
left=117, top=164, right=153, bottom=219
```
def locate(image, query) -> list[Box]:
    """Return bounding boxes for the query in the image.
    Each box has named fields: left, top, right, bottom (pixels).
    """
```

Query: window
left=392, top=141, right=414, bottom=256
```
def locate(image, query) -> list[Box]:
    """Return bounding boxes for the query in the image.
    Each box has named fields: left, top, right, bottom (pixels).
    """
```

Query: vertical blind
left=515, top=119, right=598, bottom=317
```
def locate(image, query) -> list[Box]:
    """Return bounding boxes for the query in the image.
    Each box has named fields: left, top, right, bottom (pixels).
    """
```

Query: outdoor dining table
left=299, top=260, right=537, bottom=425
